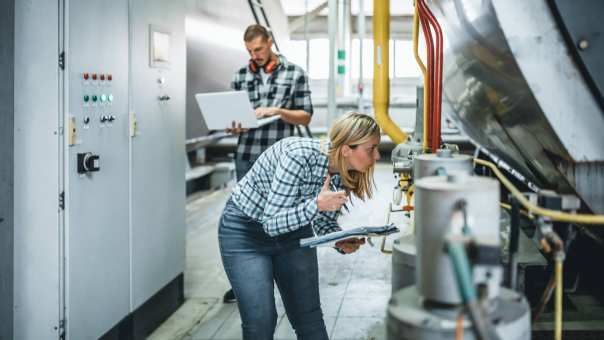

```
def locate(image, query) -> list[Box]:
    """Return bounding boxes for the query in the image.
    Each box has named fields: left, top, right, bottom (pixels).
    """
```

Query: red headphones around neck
left=249, top=55, right=278, bottom=74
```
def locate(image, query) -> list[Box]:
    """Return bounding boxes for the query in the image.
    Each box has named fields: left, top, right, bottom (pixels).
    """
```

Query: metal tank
left=413, top=149, right=473, bottom=179
left=429, top=0, right=604, bottom=214
left=391, top=234, right=416, bottom=293
left=388, top=173, right=530, bottom=339
left=391, top=149, right=473, bottom=294
left=387, top=286, right=531, bottom=340
left=415, top=173, right=501, bottom=304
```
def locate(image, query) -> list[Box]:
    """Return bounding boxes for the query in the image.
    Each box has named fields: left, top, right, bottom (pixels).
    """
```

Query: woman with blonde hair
left=218, top=112, right=381, bottom=340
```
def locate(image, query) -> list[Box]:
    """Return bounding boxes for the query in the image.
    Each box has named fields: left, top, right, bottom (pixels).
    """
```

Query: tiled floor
left=152, top=163, right=410, bottom=340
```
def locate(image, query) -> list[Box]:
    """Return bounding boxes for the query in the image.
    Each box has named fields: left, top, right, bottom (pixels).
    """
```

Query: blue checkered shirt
left=231, top=137, right=343, bottom=237
left=231, top=55, right=313, bottom=162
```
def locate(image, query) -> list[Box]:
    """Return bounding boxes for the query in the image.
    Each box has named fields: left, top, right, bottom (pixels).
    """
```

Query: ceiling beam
left=289, top=15, right=414, bottom=40
left=288, top=1, right=328, bottom=34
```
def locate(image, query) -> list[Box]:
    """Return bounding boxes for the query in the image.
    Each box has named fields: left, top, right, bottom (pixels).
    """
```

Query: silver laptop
left=195, top=90, right=280, bottom=130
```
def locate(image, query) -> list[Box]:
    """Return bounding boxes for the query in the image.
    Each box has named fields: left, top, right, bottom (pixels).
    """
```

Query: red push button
left=83, top=73, right=89, bottom=80
left=92, top=73, right=98, bottom=80
left=100, top=74, right=105, bottom=81
left=107, top=74, right=112, bottom=81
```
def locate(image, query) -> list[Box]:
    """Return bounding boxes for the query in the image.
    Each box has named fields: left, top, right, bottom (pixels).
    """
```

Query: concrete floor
left=149, top=162, right=410, bottom=340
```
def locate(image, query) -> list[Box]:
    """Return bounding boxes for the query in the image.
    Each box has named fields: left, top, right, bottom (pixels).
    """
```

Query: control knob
left=77, top=152, right=100, bottom=174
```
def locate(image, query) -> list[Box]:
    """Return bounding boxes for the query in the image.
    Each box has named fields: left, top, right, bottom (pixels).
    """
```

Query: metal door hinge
left=59, top=191, right=65, bottom=210
left=59, top=51, right=65, bottom=70
left=58, top=318, right=66, bottom=340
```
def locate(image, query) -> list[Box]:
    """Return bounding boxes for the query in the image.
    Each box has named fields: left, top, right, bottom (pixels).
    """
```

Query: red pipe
left=421, top=0, right=443, bottom=152
left=426, top=0, right=443, bottom=152
left=428, top=7, right=444, bottom=151
left=419, top=0, right=444, bottom=152
left=417, top=2, right=435, bottom=151
left=418, top=0, right=436, bottom=152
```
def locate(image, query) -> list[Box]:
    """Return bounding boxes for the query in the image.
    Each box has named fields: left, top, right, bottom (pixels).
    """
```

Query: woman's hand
left=335, top=237, right=365, bottom=254
left=317, top=174, right=348, bottom=212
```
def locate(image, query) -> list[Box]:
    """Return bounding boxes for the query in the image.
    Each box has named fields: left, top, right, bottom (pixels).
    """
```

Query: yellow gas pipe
left=373, top=0, right=407, bottom=144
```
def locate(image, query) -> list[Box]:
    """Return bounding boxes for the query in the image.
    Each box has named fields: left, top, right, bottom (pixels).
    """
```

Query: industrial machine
left=384, top=0, right=604, bottom=339
left=388, top=173, right=531, bottom=339
left=5, top=0, right=604, bottom=338
left=391, top=148, right=474, bottom=293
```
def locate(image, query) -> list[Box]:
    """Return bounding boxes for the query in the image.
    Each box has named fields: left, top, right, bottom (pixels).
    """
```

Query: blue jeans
left=235, top=158, right=255, bottom=182
left=218, top=198, right=328, bottom=340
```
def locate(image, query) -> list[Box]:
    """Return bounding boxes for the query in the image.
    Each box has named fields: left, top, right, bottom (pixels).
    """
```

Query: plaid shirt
left=231, top=137, right=343, bottom=237
left=231, top=55, right=313, bottom=162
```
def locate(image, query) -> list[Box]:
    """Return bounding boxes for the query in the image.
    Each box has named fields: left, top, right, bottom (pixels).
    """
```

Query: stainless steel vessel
left=415, top=174, right=501, bottom=304
left=431, top=0, right=604, bottom=214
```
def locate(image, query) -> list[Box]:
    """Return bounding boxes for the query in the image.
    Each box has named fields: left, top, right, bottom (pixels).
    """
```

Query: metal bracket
left=58, top=318, right=66, bottom=340
left=59, top=51, right=65, bottom=70
left=59, top=191, right=65, bottom=210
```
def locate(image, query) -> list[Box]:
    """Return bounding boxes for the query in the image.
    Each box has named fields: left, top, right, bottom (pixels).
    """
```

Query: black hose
left=508, top=197, right=520, bottom=290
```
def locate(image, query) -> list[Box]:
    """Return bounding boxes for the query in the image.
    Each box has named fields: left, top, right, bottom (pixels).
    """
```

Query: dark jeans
left=218, top=198, right=328, bottom=340
left=235, top=158, right=255, bottom=182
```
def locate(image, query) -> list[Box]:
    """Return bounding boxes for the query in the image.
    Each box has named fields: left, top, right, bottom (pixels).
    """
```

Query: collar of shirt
left=252, top=54, right=288, bottom=80
left=319, top=140, right=345, bottom=194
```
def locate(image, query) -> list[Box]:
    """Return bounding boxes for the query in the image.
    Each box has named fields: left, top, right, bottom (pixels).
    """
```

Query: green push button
left=83, top=95, right=90, bottom=102
left=108, top=94, right=114, bottom=103
left=100, top=94, right=107, bottom=102
left=92, top=95, right=98, bottom=102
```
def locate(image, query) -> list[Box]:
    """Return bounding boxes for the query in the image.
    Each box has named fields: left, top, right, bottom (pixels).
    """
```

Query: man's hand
left=225, top=121, right=249, bottom=135
left=317, top=174, right=348, bottom=212
left=255, top=107, right=280, bottom=118
left=335, top=237, right=365, bottom=254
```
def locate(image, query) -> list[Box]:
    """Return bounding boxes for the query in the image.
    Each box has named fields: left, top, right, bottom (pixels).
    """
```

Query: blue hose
left=447, top=242, right=476, bottom=302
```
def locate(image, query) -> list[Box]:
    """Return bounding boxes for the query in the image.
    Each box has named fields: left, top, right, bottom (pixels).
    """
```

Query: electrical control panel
left=14, top=0, right=185, bottom=338
left=65, top=2, right=131, bottom=338
left=80, top=72, right=116, bottom=129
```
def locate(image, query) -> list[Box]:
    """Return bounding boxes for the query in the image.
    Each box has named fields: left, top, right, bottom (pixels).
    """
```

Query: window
left=283, top=38, right=329, bottom=79
left=394, top=40, right=423, bottom=78
left=284, top=38, right=424, bottom=80
left=283, top=39, right=307, bottom=71
left=308, top=39, right=330, bottom=79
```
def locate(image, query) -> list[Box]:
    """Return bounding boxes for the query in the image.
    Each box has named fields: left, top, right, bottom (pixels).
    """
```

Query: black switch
left=77, top=152, right=100, bottom=174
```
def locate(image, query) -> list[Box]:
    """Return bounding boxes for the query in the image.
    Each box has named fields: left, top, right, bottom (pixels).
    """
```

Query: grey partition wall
left=0, top=1, right=14, bottom=339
